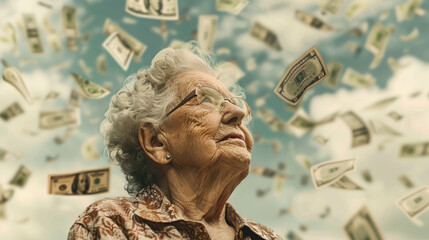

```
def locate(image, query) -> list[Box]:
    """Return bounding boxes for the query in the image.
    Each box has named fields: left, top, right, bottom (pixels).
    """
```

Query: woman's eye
left=203, top=98, right=211, bottom=103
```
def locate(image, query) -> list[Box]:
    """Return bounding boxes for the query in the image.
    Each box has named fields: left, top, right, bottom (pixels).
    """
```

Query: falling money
left=310, top=158, right=357, bottom=189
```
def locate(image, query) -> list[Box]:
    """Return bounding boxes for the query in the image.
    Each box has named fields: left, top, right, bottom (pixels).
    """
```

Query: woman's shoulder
left=243, top=218, right=283, bottom=240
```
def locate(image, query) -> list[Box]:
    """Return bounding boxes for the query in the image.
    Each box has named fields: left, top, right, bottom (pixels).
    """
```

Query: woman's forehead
left=177, top=71, right=230, bottom=96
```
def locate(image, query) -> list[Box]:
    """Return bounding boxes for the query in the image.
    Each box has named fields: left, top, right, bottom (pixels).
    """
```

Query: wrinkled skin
left=138, top=70, right=254, bottom=239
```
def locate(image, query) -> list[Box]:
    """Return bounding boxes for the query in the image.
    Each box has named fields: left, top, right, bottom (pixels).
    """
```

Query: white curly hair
left=100, top=42, right=248, bottom=196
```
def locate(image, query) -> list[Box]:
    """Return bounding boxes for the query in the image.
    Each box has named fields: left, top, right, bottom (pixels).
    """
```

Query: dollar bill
left=96, top=54, right=108, bottom=74
left=345, top=0, right=367, bottom=21
left=295, top=10, right=336, bottom=31
left=81, top=136, right=100, bottom=161
left=400, top=28, right=419, bottom=42
left=295, top=155, right=313, bottom=172
left=3, top=23, right=18, bottom=56
left=48, top=167, right=110, bottom=195
left=255, top=108, right=287, bottom=132
left=9, top=165, right=31, bottom=188
left=71, top=72, right=110, bottom=99
left=22, top=13, right=44, bottom=54
left=62, top=5, right=79, bottom=37
left=368, top=119, right=402, bottom=137
left=42, top=13, right=61, bottom=52
left=250, top=21, right=282, bottom=51
left=69, top=89, right=80, bottom=107
left=286, top=109, right=317, bottom=137
left=78, top=59, right=92, bottom=76
left=387, top=57, right=410, bottom=71
left=320, top=0, right=346, bottom=15
left=2, top=60, right=33, bottom=104
left=0, top=184, right=14, bottom=219
left=344, top=206, right=385, bottom=240
left=399, top=175, right=414, bottom=189
left=197, top=15, right=218, bottom=52
left=388, top=111, right=403, bottom=121
left=159, top=20, right=168, bottom=41
left=216, top=0, right=249, bottom=15
left=66, top=37, right=79, bottom=51
left=102, top=32, right=134, bottom=71
left=311, top=158, right=356, bottom=189
left=363, top=96, right=399, bottom=111
left=340, top=111, right=370, bottom=147
left=414, top=7, right=426, bottom=17
left=399, top=141, right=429, bottom=157
left=395, top=0, right=422, bottom=22
left=39, top=108, right=80, bottom=129
left=274, top=45, right=328, bottom=105
left=0, top=148, right=9, bottom=161
left=345, top=41, right=361, bottom=54
left=397, top=186, right=429, bottom=220
left=323, top=60, right=343, bottom=89
left=314, top=135, right=329, bottom=145
left=361, top=170, right=372, bottom=183
left=251, top=166, right=288, bottom=179
left=125, top=0, right=178, bottom=20
left=103, top=18, right=147, bottom=62
left=0, top=102, right=24, bottom=121
left=365, top=23, right=392, bottom=69
left=286, top=231, right=302, bottom=240
left=342, top=68, right=375, bottom=88
left=330, top=176, right=363, bottom=190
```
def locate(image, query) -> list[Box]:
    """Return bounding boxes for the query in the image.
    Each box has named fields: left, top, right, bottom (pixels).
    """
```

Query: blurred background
left=1, top=0, right=429, bottom=239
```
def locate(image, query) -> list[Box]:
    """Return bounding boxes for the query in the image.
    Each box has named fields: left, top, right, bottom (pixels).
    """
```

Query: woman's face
left=160, top=70, right=253, bottom=172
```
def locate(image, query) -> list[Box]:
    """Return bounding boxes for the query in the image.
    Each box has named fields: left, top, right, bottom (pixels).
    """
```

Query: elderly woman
left=68, top=43, right=282, bottom=240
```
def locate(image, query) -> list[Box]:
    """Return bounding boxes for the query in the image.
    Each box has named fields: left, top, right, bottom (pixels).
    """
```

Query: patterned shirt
left=68, top=185, right=283, bottom=240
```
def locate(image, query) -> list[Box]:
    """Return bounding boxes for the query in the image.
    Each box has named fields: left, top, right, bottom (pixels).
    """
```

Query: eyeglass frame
left=165, top=86, right=252, bottom=121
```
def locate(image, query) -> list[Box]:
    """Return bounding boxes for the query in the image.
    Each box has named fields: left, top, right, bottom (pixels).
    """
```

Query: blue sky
left=1, top=0, right=429, bottom=239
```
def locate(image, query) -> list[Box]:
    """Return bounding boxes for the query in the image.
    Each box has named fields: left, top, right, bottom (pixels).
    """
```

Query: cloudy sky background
left=1, top=0, right=429, bottom=239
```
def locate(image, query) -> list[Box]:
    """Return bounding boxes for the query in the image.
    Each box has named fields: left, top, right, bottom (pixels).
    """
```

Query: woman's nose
left=221, top=100, right=245, bottom=126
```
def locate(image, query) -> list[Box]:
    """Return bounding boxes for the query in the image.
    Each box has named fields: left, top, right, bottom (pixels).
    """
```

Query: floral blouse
left=68, top=185, right=283, bottom=240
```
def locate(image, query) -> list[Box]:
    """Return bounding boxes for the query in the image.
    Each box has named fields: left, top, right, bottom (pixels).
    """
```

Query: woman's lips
left=223, top=134, right=244, bottom=141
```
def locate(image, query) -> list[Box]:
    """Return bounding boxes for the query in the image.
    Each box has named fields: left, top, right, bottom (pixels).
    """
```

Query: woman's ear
left=138, top=126, right=171, bottom=165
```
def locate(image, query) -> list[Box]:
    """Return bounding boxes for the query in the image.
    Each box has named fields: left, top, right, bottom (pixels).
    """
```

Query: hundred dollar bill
left=366, top=23, right=392, bottom=69
left=96, top=54, right=108, bottom=74
left=125, top=0, right=178, bottom=20
left=320, top=0, right=346, bottom=15
left=397, top=186, right=429, bottom=220
left=3, top=23, right=19, bottom=56
left=81, top=136, right=100, bottom=161
left=388, top=111, right=403, bottom=121
left=323, top=60, right=343, bottom=89
left=48, top=167, right=110, bottom=195
left=197, top=15, right=218, bottom=52
left=216, top=0, right=249, bottom=15
left=344, top=206, right=385, bottom=240
left=39, top=108, right=80, bottom=129
left=400, top=28, right=419, bottom=42
left=363, top=96, right=399, bottom=111
left=71, top=72, right=110, bottom=99
left=251, top=166, right=288, bottom=179
left=9, top=165, right=31, bottom=188
left=342, top=68, right=375, bottom=88
left=340, top=111, right=370, bottom=147
left=102, top=32, right=133, bottom=71
left=399, top=175, right=414, bottom=189
left=2, top=60, right=33, bottom=104
left=295, top=10, right=336, bottom=31
left=274, top=45, right=328, bottom=105
left=103, top=18, right=147, bottom=62
left=330, top=176, right=363, bottom=190
left=286, top=109, right=317, bottom=137
left=62, top=5, right=79, bottom=37
left=345, top=0, right=367, bottom=21
left=0, top=102, right=24, bottom=121
left=250, top=21, right=282, bottom=51
left=311, top=158, right=356, bottom=189
left=295, top=155, right=313, bottom=172
left=399, top=141, right=429, bottom=157
left=255, top=108, right=287, bottom=132
left=395, top=0, right=422, bottom=22
left=42, top=13, right=61, bottom=52
left=22, top=13, right=44, bottom=54
left=368, top=119, right=402, bottom=137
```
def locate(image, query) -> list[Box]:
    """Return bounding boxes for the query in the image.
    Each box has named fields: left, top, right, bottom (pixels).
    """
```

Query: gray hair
left=100, top=42, right=247, bottom=196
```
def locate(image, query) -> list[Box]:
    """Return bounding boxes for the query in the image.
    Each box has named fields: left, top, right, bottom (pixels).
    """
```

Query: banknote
left=102, top=32, right=133, bottom=71
left=363, top=96, right=399, bottom=111
left=400, top=28, right=419, bottom=42
left=38, top=1, right=52, bottom=8
left=320, top=0, right=346, bottom=15
left=22, top=13, right=44, bottom=54
left=388, top=57, right=410, bottom=72
left=361, top=170, right=372, bottom=183
left=66, top=37, right=78, bottom=51
left=103, top=18, right=147, bottom=62
left=42, top=13, right=61, bottom=52
left=1, top=60, right=33, bottom=104
left=48, top=167, right=110, bottom=195
left=255, top=108, right=286, bottom=132
left=286, top=231, right=302, bottom=240
left=295, top=10, right=336, bottom=31
left=395, top=0, right=422, bottom=22
left=69, top=89, right=80, bottom=107
left=311, top=158, right=356, bottom=189
left=295, top=155, right=313, bottom=172
left=71, top=72, right=110, bottom=99
left=399, top=141, right=429, bottom=157
left=388, top=111, right=403, bottom=121
left=96, top=54, right=108, bottom=74
left=345, top=41, right=361, bottom=54
left=399, top=175, right=414, bottom=189
left=78, top=59, right=92, bottom=76
left=62, top=5, right=79, bottom=37
left=275, top=46, right=328, bottom=105
left=286, top=109, right=317, bottom=137
left=0, top=102, right=24, bottom=121
left=250, top=21, right=282, bottom=51
left=216, top=0, right=249, bottom=15
left=368, top=119, right=402, bottom=137
left=365, top=23, right=392, bottom=69
left=0, top=148, right=9, bottom=161
left=197, top=15, right=218, bottom=52
left=3, top=23, right=18, bottom=56
left=342, top=68, right=376, bottom=88
left=314, top=135, right=329, bottom=145
left=344, top=206, right=385, bottom=240
left=323, top=60, right=343, bottom=89
left=9, top=165, right=31, bottom=188
left=39, top=108, right=80, bottom=129
left=397, top=186, right=429, bottom=220
left=340, top=111, right=370, bottom=147
left=81, top=136, right=100, bottom=161
left=345, top=0, right=367, bottom=20
left=0, top=184, right=14, bottom=205
left=330, top=176, right=363, bottom=190
left=125, top=0, right=178, bottom=20
left=251, top=166, right=288, bottom=179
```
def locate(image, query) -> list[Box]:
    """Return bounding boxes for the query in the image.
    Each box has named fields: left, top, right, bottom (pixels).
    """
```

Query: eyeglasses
left=165, top=86, right=252, bottom=123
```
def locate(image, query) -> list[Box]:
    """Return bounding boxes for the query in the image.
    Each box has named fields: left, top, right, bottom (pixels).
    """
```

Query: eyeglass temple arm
left=165, top=90, right=197, bottom=117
